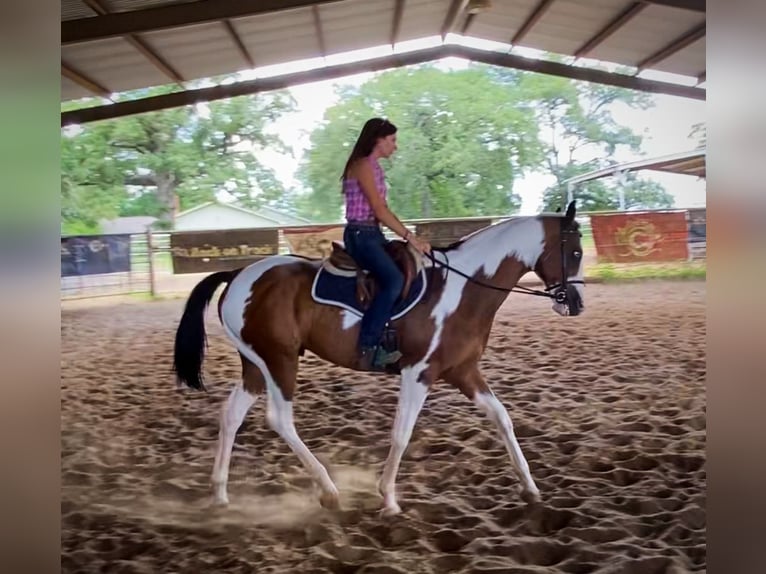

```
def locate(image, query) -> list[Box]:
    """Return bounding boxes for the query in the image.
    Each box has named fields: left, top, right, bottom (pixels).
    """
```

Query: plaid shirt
left=343, top=156, right=387, bottom=221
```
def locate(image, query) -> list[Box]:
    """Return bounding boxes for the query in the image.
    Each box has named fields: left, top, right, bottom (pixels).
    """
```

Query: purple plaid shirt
left=343, top=156, right=387, bottom=222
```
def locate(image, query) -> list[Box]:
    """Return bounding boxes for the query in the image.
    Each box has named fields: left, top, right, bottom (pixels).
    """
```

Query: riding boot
left=358, top=345, right=402, bottom=372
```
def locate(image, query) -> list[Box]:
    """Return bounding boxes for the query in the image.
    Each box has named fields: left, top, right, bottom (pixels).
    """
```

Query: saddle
left=322, top=239, right=422, bottom=309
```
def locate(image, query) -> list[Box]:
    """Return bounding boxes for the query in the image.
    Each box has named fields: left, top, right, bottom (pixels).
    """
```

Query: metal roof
left=62, top=0, right=705, bottom=121
left=564, top=148, right=706, bottom=187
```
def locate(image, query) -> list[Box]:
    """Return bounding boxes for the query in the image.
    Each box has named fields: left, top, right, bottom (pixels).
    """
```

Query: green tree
left=61, top=85, right=296, bottom=231
left=489, top=66, right=672, bottom=212
left=297, top=65, right=544, bottom=222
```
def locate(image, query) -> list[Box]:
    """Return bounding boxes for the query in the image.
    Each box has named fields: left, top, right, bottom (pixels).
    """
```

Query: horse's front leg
left=447, top=364, right=540, bottom=504
left=378, top=365, right=431, bottom=515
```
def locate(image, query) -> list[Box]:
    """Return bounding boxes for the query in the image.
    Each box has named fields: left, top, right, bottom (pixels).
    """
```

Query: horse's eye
left=573, top=251, right=582, bottom=259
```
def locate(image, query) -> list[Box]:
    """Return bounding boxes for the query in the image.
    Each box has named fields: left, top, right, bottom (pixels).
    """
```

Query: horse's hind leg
left=447, top=364, right=540, bottom=504
left=264, top=354, right=340, bottom=509
left=211, top=354, right=262, bottom=505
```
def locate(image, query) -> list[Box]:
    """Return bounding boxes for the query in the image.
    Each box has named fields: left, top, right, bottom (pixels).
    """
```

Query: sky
left=239, top=35, right=705, bottom=215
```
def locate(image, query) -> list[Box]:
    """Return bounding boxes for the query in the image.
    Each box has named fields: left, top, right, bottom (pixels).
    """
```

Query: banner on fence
left=61, top=234, right=132, bottom=276
left=414, top=219, right=493, bottom=248
left=283, top=225, right=344, bottom=258
left=169, top=228, right=279, bottom=273
left=590, top=211, right=689, bottom=263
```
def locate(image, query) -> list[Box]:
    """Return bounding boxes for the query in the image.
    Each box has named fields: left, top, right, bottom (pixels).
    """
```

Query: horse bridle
left=425, top=217, right=585, bottom=307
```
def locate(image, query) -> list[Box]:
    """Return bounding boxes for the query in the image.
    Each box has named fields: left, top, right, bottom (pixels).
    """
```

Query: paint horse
left=173, top=201, right=585, bottom=515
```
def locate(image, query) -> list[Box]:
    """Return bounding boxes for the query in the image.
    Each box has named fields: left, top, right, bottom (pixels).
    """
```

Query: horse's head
left=534, top=200, right=585, bottom=316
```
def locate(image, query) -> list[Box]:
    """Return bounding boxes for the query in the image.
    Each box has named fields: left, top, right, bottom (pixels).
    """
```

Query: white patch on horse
left=424, top=217, right=546, bottom=361
left=218, top=256, right=341, bottom=507
left=341, top=309, right=361, bottom=330
left=457, top=217, right=546, bottom=279
left=221, top=255, right=298, bottom=336
left=570, top=266, right=585, bottom=309
left=474, top=390, right=540, bottom=501
left=378, top=362, right=430, bottom=515
left=211, top=382, right=256, bottom=505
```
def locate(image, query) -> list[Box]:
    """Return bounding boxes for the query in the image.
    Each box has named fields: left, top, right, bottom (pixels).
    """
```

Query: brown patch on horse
left=240, top=353, right=266, bottom=395
left=239, top=264, right=305, bottom=400
left=328, top=240, right=420, bottom=309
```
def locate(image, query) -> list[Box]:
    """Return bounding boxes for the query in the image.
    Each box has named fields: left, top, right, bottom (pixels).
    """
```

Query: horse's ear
left=564, top=200, right=576, bottom=224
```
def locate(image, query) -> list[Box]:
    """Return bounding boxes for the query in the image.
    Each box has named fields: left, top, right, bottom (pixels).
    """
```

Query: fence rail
left=61, top=208, right=705, bottom=300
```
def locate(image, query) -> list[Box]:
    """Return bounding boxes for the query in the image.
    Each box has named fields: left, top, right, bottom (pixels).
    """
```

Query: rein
left=423, top=219, right=585, bottom=304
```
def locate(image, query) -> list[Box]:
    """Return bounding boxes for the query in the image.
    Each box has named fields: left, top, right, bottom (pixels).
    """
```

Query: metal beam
left=63, top=0, right=344, bottom=45
left=391, top=0, right=405, bottom=45
left=81, top=0, right=185, bottom=86
left=61, top=44, right=706, bottom=126
left=636, top=23, right=705, bottom=71
left=510, top=0, right=556, bottom=46
left=640, top=0, right=705, bottom=12
left=61, top=62, right=111, bottom=98
left=312, top=6, right=327, bottom=57
left=441, top=0, right=470, bottom=38
left=574, top=2, right=646, bottom=59
left=223, top=20, right=255, bottom=69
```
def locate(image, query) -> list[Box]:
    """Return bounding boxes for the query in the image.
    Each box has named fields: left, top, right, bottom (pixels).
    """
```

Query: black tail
left=173, top=270, right=237, bottom=391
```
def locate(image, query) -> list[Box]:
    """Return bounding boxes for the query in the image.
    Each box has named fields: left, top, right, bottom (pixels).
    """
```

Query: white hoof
left=521, top=487, right=541, bottom=505
left=380, top=501, right=402, bottom=516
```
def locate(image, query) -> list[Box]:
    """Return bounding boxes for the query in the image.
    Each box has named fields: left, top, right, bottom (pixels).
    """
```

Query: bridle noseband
left=424, top=217, right=585, bottom=309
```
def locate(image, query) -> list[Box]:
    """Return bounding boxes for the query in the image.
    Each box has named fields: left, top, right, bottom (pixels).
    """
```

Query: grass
left=587, top=260, right=706, bottom=282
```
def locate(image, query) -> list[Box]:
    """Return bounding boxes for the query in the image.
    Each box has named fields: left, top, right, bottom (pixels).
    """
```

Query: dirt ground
left=61, top=280, right=706, bottom=574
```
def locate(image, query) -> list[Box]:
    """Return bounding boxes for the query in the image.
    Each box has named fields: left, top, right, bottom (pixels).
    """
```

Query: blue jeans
left=343, top=223, right=405, bottom=349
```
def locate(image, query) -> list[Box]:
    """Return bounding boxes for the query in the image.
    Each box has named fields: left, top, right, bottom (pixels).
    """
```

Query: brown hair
left=341, top=117, right=397, bottom=181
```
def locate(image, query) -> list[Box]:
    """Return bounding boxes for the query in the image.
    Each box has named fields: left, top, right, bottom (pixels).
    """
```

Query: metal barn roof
left=61, top=0, right=705, bottom=123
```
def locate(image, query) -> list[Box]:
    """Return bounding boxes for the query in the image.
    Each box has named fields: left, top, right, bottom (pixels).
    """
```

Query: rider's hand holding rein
left=403, top=229, right=431, bottom=255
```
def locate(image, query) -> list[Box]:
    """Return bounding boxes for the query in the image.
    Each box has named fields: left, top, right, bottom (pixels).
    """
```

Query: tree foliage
left=487, top=67, right=673, bottom=212
left=296, top=65, right=545, bottom=222
left=61, top=86, right=296, bottom=233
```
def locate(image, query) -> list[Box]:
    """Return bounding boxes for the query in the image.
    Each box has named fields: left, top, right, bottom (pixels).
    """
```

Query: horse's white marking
left=378, top=362, right=430, bottom=515
left=219, top=257, right=340, bottom=506
left=221, top=255, right=298, bottom=336
left=341, top=309, right=361, bottom=330
left=264, top=376, right=340, bottom=506
left=474, top=390, right=539, bottom=499
left=424, top=217, right=546, bottom=362
left=211, top=382, right=256, bottom=505
left=570, top=266, right=585, bottom=309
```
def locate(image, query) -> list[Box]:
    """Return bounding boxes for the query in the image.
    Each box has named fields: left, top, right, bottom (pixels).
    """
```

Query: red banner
left=590, top=211, right=689, bottom=263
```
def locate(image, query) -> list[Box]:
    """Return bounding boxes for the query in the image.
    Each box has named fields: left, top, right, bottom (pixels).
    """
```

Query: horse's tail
left=173, top=269, right=239, bottom=391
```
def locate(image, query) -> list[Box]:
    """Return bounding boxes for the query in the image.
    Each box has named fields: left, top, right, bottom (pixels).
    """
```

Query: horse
left=173, top=200, right=585, bottom=515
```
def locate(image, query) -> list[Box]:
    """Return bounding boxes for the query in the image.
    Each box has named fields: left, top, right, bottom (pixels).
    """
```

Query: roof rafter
left=63, top=0, right=344, bottom=44
left=636, top=23, right=705, bottom=71
left=640, top=0, right=705, bottom=12
left=223, top=18, right=255, bottom=69
left=61, top=62, right=111, bottom=98
left=223, top=20, right=255, bottom=69
left=391, top=0, right=405, bottom=45
left=510, top=0, right=557, bottom=46
left=574, top=2, right=646, bottom=59
left=312, top=6, right=327, bottom=57
left=441, top=0, right=470, bottom=38
left=80, top=0, right=185, bottom=86
left=61, top=44, right=706, bottom=126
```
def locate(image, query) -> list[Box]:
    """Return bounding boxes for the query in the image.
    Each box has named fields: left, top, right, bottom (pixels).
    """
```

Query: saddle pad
left=311, top=266, right=428, bottom=319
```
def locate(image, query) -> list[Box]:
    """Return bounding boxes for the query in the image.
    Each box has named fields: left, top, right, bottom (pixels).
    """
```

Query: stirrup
left=359, top=345, right=401, bottom=372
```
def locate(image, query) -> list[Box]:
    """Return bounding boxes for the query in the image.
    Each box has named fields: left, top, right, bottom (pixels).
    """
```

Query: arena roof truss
left=61, top=0, right=706, bottom=125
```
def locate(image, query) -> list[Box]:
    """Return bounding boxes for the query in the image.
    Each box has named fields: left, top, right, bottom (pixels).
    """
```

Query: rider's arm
left=355, top=160, right=412, bottom=240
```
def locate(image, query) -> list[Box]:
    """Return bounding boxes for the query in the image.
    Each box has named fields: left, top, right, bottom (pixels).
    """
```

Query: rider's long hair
left=340, top=117, right=397, bottom=184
